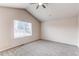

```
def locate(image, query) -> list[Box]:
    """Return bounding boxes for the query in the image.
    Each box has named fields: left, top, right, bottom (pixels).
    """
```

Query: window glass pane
left=14, top=20, right=32, bottom=39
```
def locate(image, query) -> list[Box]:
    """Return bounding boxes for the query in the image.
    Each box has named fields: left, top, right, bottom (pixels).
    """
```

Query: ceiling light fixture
left=38, top=3, right=42, bottom=5
left=30, top=3, right=48, bottom=9
left=37, top=3, right=48, bottom=9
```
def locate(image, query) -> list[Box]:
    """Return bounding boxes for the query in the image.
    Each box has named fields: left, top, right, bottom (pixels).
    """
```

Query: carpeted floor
left=0, top=40, right=78, bottom=56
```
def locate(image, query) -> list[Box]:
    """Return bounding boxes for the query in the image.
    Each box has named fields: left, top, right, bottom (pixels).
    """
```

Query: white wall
left=0, top=7, right=41, bottom=51
left=41, top=17, right=77, bottom=46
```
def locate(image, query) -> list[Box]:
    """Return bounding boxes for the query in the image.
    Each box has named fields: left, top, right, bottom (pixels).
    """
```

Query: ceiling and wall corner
left=0, top=3, right=78, bottom=22
left=24, top=9, right=41, bottom=23
left=24, top=3, right=79, bottom=22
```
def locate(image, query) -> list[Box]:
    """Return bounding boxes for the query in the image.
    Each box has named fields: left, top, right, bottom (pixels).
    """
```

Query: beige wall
left=77, top=15, right=79, bottom=47
left=41, top=17, right=77, bottom=46
left=0, top=7, right=41, bottom=51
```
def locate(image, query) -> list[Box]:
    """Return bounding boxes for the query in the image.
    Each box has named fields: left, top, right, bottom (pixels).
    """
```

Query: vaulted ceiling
left=0, top=3, right=79, bottom=22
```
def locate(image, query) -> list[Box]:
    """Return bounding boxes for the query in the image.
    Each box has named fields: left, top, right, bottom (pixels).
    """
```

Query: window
left=14, top=20, right=32, bottom=39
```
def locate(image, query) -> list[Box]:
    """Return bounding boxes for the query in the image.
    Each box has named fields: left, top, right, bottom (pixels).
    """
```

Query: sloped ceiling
left=0, top=3, right=79, bottom=22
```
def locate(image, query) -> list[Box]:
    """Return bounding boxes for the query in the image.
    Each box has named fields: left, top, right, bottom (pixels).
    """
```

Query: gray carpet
left=0, top=40, right=78, bottom=56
